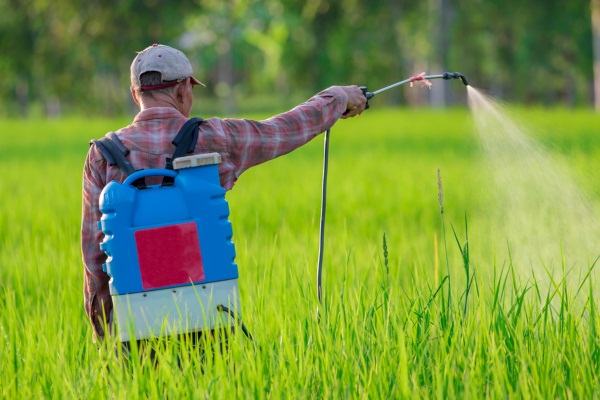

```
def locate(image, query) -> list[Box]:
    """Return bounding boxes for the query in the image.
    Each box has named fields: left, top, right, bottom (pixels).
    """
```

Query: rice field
left=1, top=106, right=600, bottom=398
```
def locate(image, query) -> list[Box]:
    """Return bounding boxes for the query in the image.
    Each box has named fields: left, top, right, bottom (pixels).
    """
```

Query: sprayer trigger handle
left=360, top=86, right=373, bottom=109
left=343, top=86, right=373, bottom=115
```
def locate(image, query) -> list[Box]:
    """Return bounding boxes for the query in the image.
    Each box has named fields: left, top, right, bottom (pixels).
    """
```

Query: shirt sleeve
left=218, top=86, right=348, bottom=188
left=81, top=145, right=112, bottom=337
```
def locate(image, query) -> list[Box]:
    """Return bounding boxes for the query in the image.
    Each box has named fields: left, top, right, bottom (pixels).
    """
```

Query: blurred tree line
left=0, top=0, right=594, bottom=117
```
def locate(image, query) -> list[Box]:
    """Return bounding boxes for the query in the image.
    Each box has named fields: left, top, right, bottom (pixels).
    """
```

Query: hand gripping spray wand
left=316, top=72, right=469, bottom=308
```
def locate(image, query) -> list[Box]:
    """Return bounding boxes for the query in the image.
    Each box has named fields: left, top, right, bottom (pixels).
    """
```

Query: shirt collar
left=133, top=107, right=186, bottom=123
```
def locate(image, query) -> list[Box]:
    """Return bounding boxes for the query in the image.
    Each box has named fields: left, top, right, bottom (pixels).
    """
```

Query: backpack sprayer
left=96, top=118, right=252, bottom=342
left=317, top=72, right=469, bottom=304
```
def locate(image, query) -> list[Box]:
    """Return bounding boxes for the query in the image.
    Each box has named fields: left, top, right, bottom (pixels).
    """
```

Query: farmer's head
left=130, top=44, right=204, bottom=117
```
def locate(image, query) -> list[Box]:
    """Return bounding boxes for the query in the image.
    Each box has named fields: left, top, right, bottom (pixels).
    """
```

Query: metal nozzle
left=442, top=72, right=469, bottom=86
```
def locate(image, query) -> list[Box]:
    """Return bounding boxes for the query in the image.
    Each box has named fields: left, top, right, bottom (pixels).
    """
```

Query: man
left=81, top=43, right=367, bottom=341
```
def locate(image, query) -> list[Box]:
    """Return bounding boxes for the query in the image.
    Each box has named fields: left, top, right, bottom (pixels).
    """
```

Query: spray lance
left=316, top=72, right=469, bottom=305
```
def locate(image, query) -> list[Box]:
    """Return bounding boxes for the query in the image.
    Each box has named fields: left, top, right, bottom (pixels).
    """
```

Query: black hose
left=216, top=304, right=254, bottom=341
left=317, top=128, right=331, bottom=305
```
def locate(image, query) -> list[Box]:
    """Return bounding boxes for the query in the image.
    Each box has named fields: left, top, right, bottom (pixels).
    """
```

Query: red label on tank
left=135, top=222, right=205, bottom=290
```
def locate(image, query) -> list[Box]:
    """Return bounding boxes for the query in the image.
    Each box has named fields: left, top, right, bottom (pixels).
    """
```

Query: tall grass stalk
left=451, top=213, right=473, bottom=318
left=437, top=168, right=452, bottom=320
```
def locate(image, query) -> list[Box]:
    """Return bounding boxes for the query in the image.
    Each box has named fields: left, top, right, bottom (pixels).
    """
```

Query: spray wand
left=354, top=72, right=469, bottom=112
left=317, top=71, right=469, bottom=306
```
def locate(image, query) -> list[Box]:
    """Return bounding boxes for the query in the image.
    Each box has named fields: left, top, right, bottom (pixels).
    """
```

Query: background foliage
left=0, top=0, right=594, bottom=117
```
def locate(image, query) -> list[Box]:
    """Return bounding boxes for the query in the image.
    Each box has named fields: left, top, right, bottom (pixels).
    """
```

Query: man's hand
left=88, top=290, right=113, bottom=340
left=340, top=85, right=368, bottom=119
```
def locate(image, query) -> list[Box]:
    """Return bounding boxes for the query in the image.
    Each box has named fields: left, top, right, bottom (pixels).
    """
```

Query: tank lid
left=173, top=153, right=222, bottom=169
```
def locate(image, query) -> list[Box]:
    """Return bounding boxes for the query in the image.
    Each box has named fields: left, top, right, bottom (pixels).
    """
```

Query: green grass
left=1, top=107, right=600, bottom=398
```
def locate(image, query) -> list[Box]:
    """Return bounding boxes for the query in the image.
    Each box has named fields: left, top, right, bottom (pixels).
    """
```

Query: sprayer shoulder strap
left=92, top=132, right=136, bottom=176
left=92, top=132, right=147, bottom=189
left=165, top=117, right=204, bottom=170
left=162, top=117, right=204, bottom=186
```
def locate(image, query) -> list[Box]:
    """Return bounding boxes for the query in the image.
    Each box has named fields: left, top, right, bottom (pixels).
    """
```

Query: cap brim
left=190, top=76, right=205, bottom=87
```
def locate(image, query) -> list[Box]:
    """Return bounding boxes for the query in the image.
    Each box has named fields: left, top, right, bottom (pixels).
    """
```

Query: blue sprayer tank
left=98, top=153, right=240, bottom=341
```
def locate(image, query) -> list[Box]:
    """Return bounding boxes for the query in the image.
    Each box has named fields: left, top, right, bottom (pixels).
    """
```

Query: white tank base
left=112, top=279, right=240, bottom=342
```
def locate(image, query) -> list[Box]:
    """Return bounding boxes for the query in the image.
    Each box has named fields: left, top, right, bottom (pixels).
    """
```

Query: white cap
left=130, top=44, right=205, bottom=91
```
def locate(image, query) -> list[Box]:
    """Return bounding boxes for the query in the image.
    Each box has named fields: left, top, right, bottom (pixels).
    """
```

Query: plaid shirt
left=81, top=86, right=348, bottom=339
